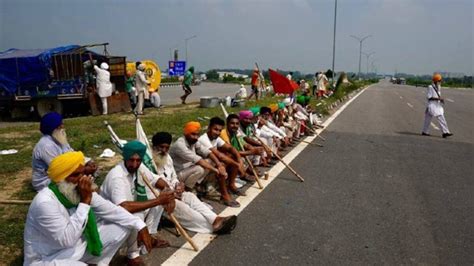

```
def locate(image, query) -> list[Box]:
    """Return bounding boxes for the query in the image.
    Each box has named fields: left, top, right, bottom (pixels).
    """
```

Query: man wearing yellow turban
left=100, top=141, right=175, bottom=265
left=24, top=152, right=154, bottom=265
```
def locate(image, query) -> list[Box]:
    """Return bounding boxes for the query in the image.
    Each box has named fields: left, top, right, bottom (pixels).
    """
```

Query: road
left=183, top=80, right=473, bottom=265
left=159, top=82, right=240, bottom=106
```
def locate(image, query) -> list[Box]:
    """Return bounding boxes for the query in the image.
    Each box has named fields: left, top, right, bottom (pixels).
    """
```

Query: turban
left=239, top=110, right=253, bottom=120
left=296, top=95, right=306, bottom=105
left=100, top=62, right=109, bottom=70
left=152, top=132, right=172, bottom=146
left=278, top=102, right=286, bottom=110
left=260, top=106, right=272, bottom=115
left=282, top=97, right=293, bottom=106
left=269, top=104, right=279, bottom=113
left=432, top=73, right=442, bottom=82
left=123, top=140, right=147, bottom=161
left=48, top=151, right=85, bottom=183
left=183, top=121, right=201, bottom=135
left=40, top=112, right=63, bottom=135
left=249, top=106, right=260, bottom=116
left=137, top=63, right=146, bottom=71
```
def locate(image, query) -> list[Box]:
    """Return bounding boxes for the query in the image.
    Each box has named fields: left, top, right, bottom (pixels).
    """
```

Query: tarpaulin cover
left=0, top=45, right=80, bottom=94
left=268, top=69, right=298, bottom=95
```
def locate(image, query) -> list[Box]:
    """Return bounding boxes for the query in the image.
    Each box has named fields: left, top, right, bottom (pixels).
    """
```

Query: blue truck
left=0, top=43, right=130, bottom=118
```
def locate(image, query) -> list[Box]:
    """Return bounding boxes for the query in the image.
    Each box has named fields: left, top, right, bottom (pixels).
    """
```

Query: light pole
left=350, top=34, right=371, bottom=78
left=331, top=0, right=338, bottom=87
left=185, top=35, right=197, bottom=65
left=362, top=51, right=375, bottom=77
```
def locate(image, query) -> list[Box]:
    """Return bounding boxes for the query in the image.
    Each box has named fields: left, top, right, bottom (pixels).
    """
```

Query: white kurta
left=24, top=188, right=146, bottom=266
left=317, top=73, right=328, bottom=92
left=426, top=84, right=444, bottom=116
left=94, top=66, right=112, bottom=98
left=100, top=163, right=163, bottom=259
left=157, top=154, right=217, bottom=233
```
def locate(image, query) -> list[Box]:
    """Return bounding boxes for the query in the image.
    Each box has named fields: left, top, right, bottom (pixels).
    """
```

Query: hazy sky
left=1, top=0, right=472, bottom=75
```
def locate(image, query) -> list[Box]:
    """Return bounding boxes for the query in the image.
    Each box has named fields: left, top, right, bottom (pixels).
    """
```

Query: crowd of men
left=24, top=90, right=323, bottom=265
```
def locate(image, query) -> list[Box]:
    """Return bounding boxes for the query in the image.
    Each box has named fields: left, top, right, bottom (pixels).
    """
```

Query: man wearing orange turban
left=421, top=73, right=453, bottom=138
left=24, top=152, right=154, bottom=266
left=170, top=121, right=222, bottom=197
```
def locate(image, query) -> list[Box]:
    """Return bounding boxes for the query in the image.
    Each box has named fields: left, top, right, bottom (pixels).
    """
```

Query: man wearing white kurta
left=134, top=64, right=150, bottom=115
left=152, top=132, right=237, bottom=234
left=100, top=140, right=175, bottom=265
left=24, top=151, right=154, bottom=266
left=94, top=62, right=113, bottom=115
left=422, top=73, right=453, bottom=138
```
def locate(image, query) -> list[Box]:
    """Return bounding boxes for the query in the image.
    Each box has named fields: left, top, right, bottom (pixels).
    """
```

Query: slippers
left=241, top=175, right=256, bottom=183
left=152, top=237, right=170, bottom=249
left=230, top=188, right=246, bottom=196
left=222, top=198, right=240, bottom=208
left=215, top=215, right=238, bottom=235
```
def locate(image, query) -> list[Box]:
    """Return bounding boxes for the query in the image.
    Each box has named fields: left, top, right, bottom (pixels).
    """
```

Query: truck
left=0, top=43, right=131, bottom=118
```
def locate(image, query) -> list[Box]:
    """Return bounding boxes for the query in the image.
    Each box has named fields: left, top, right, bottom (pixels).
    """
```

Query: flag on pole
left=135, top=118, right=159, bottom=174
left=268, top=69, right=298, bottom=95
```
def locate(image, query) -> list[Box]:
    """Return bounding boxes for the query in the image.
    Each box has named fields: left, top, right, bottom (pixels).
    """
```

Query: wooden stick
left=0, top=199, right=32, bottom=205
left=300, top=140, right=324, bottom=147
left=252, top=133, right=305, bottom=182
left=236, top=138, right=263, bottom=189
left=300, top=122, right=326, bottom=141
left=140, top=172, right=199, bottom=252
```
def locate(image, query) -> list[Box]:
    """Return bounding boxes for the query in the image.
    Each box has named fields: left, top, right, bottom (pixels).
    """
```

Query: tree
left=206, top=69, right=219, bottom=80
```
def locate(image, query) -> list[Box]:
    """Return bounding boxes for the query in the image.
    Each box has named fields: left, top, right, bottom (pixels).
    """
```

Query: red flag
left=268, top=69, right=298, bottom=94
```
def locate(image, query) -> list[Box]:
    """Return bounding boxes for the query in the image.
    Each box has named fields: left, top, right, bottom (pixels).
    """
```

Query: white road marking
left=446, top=98, right=454, bottom=103
left=430, top=122, right=440, bottom=130
left=399, top=96, right=403, bottom=99
left=407, top=103, right=414, bottom=108
left=161, top=85, right=373, bottom=265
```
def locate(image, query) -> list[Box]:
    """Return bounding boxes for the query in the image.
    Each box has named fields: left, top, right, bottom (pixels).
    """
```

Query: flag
left=136, top=118, right=158, bottom=174
left=268, top=69, right=298, bottom=95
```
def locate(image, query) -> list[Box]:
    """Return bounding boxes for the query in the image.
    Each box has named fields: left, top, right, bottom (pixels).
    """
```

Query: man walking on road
left=421, top=73, right=453, bottom=138
left=180, top=66, right=194, bottom=104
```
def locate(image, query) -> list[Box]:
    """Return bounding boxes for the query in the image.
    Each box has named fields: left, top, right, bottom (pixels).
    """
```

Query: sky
left=0, top=0, right=472, bottom=75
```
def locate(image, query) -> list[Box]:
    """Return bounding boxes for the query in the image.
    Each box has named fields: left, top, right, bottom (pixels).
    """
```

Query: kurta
left=32, top=135, right=73, bottom=191
left=426, top=84, right=444, bottom=116
left=24, top=188, right=146, bottom=266
left=94, top=66, right=112, bottom=98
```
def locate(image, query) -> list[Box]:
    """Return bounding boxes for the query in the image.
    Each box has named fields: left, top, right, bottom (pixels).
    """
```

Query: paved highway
left=186, top=80, right=473, bottom=265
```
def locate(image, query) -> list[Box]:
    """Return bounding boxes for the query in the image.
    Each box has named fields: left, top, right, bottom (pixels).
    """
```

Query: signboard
left=168, top=61, right=186, bottom=76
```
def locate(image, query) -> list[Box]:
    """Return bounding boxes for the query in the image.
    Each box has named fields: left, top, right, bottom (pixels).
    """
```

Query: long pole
left=350, top=35, right=371, bottom=78
left=185, top=35, right=197, bottom=64
left=362, top=52, right=375, bottom=76
left=331, top=0, right=338, bottom=87
left=140, top=171, right=199, bottom=252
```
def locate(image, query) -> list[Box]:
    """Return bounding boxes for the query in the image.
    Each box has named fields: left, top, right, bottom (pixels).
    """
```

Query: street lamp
left=185, top=35, right=197, bottom=64
left=350, top=34, right=371, bottom=78
left=331, top=0, right=338, bottom=87
left=362, top=51, right=375, bottom=76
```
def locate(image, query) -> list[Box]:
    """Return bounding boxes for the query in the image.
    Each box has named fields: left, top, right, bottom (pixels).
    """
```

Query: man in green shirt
left=180, top=66, right=194, bottom=104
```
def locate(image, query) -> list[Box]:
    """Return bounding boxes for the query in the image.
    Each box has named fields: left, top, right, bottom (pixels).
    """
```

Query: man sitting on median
left=100, top=140, right=175, bottom=266
left=198, top=117, right=254, bottom=198
left=169, top=121, right=240, bottom=207
left=32, top=112, right=97, bottom=191
left=24, top=151, right=154, bottom=266
left=152, top=131, right=237, bottom=234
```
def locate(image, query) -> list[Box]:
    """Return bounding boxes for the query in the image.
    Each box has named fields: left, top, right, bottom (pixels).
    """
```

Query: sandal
left=151, top=237, right=170, bottom=248
left=230, top=188, right=247, bottom=196
left=222, top=198, right=240, bottom=208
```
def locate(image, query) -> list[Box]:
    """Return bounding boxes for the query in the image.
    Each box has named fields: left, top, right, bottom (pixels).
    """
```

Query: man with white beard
left=32, top=112, right=97, bottom=191
left=100, top=140, right=175, bottom=266
left=152, top=132, right=237, bottom=234
left=24, top=151, right=154, bottom=266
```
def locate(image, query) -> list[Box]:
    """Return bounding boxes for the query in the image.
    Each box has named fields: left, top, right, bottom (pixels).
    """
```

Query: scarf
left=134, top=173, right=148, bottom=202
left=48, top=182, right=102, bottom=256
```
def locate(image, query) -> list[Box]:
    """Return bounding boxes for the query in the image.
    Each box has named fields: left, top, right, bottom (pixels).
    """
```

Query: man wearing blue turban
left=100, top=140, right=176, bottom=265
left=32, top=112, right=97, bottom=191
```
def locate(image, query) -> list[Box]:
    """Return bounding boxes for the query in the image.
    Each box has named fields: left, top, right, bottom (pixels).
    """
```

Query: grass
left=0, top=79, right=373, bottom=265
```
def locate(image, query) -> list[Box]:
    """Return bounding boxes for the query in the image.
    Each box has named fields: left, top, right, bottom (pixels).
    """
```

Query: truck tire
left=37, top=99, right=63, bottom=117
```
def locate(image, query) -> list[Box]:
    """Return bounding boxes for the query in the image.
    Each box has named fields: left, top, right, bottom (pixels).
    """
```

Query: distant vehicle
left=390, top=77, right=406, bottom=85
left=0, top=43, right=131, bottom=118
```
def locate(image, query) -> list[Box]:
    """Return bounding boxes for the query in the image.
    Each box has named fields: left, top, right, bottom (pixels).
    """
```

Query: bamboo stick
left=252, top=133, right=305, bottom=182
left=0, top=199, right=32, bottom=205
left=140, top=172, right=199, bottom=252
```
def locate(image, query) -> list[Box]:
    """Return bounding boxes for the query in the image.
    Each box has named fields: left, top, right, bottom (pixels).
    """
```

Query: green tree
left=206, top=69, right=219, bottom=80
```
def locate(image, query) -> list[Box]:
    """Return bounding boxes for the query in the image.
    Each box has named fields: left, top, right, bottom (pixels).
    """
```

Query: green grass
left=0, top=80, right=373, bottom=265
